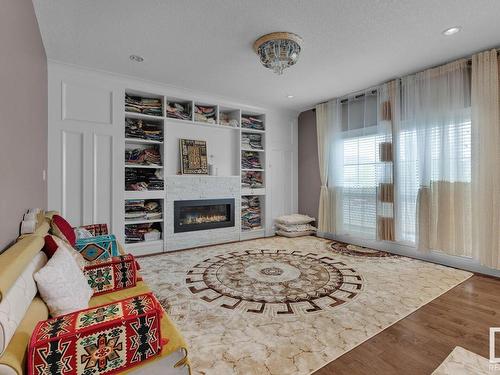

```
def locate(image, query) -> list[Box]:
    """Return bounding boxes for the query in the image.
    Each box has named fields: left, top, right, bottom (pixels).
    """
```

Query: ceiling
left=33, top=0, right=500, bottom=112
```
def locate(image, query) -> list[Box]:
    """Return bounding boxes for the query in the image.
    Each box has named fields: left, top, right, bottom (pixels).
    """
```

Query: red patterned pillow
left=50, top=215, right=76, bottom=246
left=42, top=235, right=59, bottom=258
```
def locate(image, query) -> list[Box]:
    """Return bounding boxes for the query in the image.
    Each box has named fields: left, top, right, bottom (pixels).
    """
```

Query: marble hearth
left=165, top=176, right=241, bottom=251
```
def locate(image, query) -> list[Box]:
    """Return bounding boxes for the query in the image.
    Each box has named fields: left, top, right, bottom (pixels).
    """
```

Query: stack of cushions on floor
left=0, top=212, right=190, bottom=375
left=275, top=214, right=317, bottom=237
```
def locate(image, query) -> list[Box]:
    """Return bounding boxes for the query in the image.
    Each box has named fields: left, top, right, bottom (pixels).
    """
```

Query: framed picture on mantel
left=179, top=139, right=208, bottom=174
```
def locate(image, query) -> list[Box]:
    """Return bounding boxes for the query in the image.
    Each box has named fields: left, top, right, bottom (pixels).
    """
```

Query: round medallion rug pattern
left=186, top=249, right=363, bottom=315
left=330, top=240, right=398, bottom=257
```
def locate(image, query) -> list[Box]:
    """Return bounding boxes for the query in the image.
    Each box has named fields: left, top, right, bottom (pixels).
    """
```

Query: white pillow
left=275, top=223, right=317, bottom=232
left=0, top=251, right=47, bottom=355
left=276, top=230, right=316, bottom=238
left=34, top=246, right=93, bottom=317
left=52, top=236, right=87, bottom=270
left=275, top=214, right=315, bottom=225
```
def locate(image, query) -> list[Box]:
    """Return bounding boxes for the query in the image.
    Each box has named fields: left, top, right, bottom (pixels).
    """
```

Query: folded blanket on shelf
left=166, top=102, right=191, bottom=120
left=125, top=169, right=164, bottom=191
left=241, top=171, right=264, bottom=188
left=241, top=133, right=263, bottom=150
left=125, top=95, right=162, bottom=116
left=241, top=196, right=262, bottom=230
left=125, top=200, right=162, bottom=221
left=125, top=118, right=163, bottom=142
left=241, top=151, right=262, bottom=169
left=125, top=146, right=162, bottom=166
left=194, top=105, right=216, bottom=123
left=241, top=116, right=265, bottom=130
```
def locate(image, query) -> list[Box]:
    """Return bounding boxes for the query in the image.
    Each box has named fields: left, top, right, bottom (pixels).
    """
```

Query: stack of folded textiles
left=241, top=196, right=262, bottom=231
left=125, top=146, right=162, bottom=166
left=241, top=171, right=263, bottom=188
left=125, top=169, right=164, bottom=191
left=166, top=102, right=191, bottom=120
left=125, top=200, right=162, bottom=221
left=125, top=95, right=162, bottom=116
left=242, top=151, right=262, bottom=169
left=125, top=118, right=163, bottom=142
left=194, top=105, right=217, bottom=124
left=125, top=223, right=161, bottom=243
left=219, top=112, right=239, bottom=127
left=241, top=133, right=263, bottom=150
left=241, top=116, right=264, bottom=131
left=275, top=214, right=317, bottom=237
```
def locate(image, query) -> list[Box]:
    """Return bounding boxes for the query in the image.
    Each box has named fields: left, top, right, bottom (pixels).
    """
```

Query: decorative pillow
left=50, top=215, right=76, bottom=246
left=0, top=251, right=47, bottom=355
left=276, top=230, right=316, bottom=238
left=275, top=223, right=317, bottom=232
left=34, top=246, right=93, bottom=317
left=78, top=223, right=109, bottom=236
left=74, top=234, right=119, bottom=262
left=42, top=235, right=59, bottom=258
left=43, top=235, right=86, bottom=269
left=74, top=227, right=93, bottom=240
left=275, top=214, right=315, bottom=225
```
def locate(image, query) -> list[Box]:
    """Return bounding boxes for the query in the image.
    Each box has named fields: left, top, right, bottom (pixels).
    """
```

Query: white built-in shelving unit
left=240, top=112, right=266, bottom=240
left=123, top=89, right=267, bottom=255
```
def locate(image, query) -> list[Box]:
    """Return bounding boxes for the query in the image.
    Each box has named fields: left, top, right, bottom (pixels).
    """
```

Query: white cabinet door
left=48, top=76, right=122, bottom=239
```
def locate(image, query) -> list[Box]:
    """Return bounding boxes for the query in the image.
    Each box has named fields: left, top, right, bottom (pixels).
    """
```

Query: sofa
left=0, top=212, right=190, bottom=375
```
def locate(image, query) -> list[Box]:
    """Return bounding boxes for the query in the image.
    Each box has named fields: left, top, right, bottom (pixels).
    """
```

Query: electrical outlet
left=42, top=169, right=46, bottom=181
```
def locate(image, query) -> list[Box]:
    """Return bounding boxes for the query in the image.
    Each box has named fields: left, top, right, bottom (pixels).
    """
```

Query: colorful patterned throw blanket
left=28, top=292, right=166, bottom=375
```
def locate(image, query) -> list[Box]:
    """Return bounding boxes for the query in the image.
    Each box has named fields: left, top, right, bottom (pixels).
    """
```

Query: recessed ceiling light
left=287, top=95, right=294, bottom=99
left=442, top=26, right=462, bottom=36
left=129, top=54, right=144, bottom=62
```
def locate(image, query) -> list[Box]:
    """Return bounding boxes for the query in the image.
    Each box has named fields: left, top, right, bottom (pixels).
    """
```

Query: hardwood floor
left=314, top=274, right=500, bottom=375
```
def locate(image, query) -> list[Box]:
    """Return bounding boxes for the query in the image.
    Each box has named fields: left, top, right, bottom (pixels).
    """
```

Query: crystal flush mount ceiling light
left=253, top=32, right=303, bottom=75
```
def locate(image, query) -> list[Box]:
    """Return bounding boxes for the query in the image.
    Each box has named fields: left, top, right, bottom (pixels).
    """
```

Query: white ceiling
left=33, top=0, right=500, bottom=111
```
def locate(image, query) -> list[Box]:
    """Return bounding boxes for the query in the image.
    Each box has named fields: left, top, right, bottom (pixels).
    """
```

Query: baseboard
left=317, top=231, right=500, bottom=278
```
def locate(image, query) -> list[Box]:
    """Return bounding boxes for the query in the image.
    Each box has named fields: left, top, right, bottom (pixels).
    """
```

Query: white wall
left=47, top=61, right=298, bottom=243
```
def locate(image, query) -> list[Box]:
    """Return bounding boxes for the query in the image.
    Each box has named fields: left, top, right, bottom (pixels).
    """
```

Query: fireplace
left=174, top=199, right=235, bottom=233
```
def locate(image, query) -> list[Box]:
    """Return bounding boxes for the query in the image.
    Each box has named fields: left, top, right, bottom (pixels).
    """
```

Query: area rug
left=432, top=346, right=494, bottom=374
left=138, top=236, right=472, bottom=375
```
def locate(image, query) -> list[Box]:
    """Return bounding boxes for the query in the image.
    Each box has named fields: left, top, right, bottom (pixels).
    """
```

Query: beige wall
left=0, top=0, right=47, bottom=251
left=298, top=109, right=321, bottom=219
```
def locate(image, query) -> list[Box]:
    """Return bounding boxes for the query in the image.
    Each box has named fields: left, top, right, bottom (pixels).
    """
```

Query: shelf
left=165, top=174, right=239, bottom=178
left=125, top=164, right=163, bottom=169
left=167, top=117, right=240, bottom=130
left=241, top=188, right=266, bottom=196
left=125, top=218, right=163, bottom=225
left=241, top=128, right=265, bottom=134
left=125, top=191, right=165, bottom=199
left=241, top=168, right=265, bottom=172
left=241, top=148, right=265, bottom=153
left=125, top=112, right=164, bottom=121
left=125, top=138, right=163, bottom=145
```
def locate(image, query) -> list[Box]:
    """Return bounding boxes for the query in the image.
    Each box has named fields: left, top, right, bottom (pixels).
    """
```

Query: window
left=397, top=118, right=471, bottom=243
left=337, top=93, right=390, bottom=239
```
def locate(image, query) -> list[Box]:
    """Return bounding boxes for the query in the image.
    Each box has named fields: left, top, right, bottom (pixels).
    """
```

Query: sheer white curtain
left=471, top=49, right=500, bottom=269
left=327, top=89, right=392, bottom=239
left=397, top=60, right=472, bottom=255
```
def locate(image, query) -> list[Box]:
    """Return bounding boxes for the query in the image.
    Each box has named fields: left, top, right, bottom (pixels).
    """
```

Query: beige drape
left=471, top=49, right=500, bottom=269
left=417, top=182, right=471, bottom=256
left=315, top=102, right=332, bottom=232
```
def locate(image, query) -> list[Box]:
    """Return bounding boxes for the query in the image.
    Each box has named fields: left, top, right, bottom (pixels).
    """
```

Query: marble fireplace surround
left=165, top=176, right=241, bottom=251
